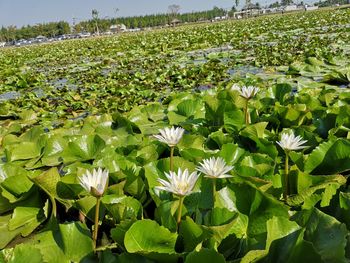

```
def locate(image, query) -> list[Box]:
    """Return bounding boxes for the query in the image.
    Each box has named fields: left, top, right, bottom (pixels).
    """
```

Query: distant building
left=242, top=3, right=259, bottom=11
left=261, top=7, right=278, bottom=14
left=127, top=28, right=141, bottom=32
left=170, top=19, right=181, bottom=26
left=78, top=32, right=91, bottom=38
left=234, top=3, right=261, bottom=18
left=110, top=24, right=127, bottom=33
left=213, top=15, right=228, bottom=21
left=306, top=6, right=319, bottom=10
left=284, top=5, right=299, bottom=11
left=35, top=35, right=47, bottom=43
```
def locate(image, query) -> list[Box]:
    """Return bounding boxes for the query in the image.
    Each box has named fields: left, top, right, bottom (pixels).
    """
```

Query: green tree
left=92, top=9, right=100, bottom=35
left=281, top=0, right=294, bottom=5
left=57, top=21, right=71, bottom=35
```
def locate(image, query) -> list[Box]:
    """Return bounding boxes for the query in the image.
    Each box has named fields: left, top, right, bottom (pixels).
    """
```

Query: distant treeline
left=268, top=0, right=348, bottom=8
left=0, top=21, right=70, bottom=42
left=0, top=7, right=231, bottom=42
left=314, top=0, right=349, bottom=7
left=76, top=7, right=230, bottom=32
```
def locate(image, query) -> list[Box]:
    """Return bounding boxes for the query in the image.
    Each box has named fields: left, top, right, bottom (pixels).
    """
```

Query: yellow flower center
left=177, top=181, right=190, bottom=193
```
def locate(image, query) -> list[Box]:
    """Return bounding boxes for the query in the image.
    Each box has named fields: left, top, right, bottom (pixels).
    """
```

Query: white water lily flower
left=156, top=168, right=199, bottom=197
left=230, top=83, right=241, bottom=91
left=153, top=126, right=185, bottom=147
left=277, top=132, right=307, bottom=151
left=197, top=157, right=234, bottom=179
left=239, top=85, right=259, bottom=99
left=79, top=168, right=109, bottom=197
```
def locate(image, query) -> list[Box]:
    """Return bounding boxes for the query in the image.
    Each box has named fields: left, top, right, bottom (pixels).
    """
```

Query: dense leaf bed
left=0, top=7, right=350, bottom=263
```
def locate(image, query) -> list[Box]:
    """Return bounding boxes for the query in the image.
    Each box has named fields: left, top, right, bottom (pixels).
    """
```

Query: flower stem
left=244, top=99, right=249, bottom=125
left=212, top=179, right=216, bottom=205
left=283, top=151, right=289, bottom=201
left=93, top=197, right=101, bottom=249
left=170, top=147, right=174, bottom=172
left=177, top=196, right=184, bottom=227
left=49, top=195, right=57, bottom=218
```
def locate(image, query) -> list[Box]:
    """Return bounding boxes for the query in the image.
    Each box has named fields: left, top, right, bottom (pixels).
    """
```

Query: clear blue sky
left=0, top=0, right=248, bottom=27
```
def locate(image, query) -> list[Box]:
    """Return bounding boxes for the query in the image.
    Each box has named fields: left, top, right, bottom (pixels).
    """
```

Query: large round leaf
left=305, top=138, right=350, bottom=175
left=124, top=219, right=177, bottom=254
left=185, top=248, right=225, bottom=263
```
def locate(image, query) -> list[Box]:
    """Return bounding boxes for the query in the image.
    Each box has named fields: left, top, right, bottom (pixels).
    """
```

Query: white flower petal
left=277, top=132, right=307, bottom=151
left=79, top=168, right=109, bottom=196
left=155, top=168, right=199, bottom=196
left=153, top=126, right=185, bottom=147
left=231, top=84, right=259, bottom=99
left=197, top=157, right=234, bottom=179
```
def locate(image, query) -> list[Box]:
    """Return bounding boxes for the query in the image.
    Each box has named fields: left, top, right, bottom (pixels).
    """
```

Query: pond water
left=33, top=88, right=46, bottom=98
left=69, top=112, right=90, bottom=121
left=193, top=84, right=213, bottom=92
left=49, top=78, right=79, bottom=91
left=228, top=65, right=265, bottom=76
left=101, top=68, right=112, bottom=76
left=49, top=78, right=68, bottom=89
left=187, top=45, right=235, bottom=57
left=0, top=91, right=21, bottom=101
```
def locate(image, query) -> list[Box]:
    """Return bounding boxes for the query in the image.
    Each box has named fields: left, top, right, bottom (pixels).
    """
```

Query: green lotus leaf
left=288, top=168, right=346, bottom=208
left=29, top=167, right=72, bottom=210
left=103, top=195, right=142, bottom=222
left=1, top=7, right=350, bottom=261
left=167, top=111, right=187, bottom=125
left=117, top=252, right=155, bottom=263
left=304, top=138, right=350, bottom=175
left=266, top=216, right=301, bottom=250
left=180, top=148, right=211, bottom=163
left=236, top=153, right=275, bottom=178
left=177, top=216, right=206, bottom=252
left=111, top=219, right=135, bottom=249
left=177, top=134, right=205, bottom=151
left=227, top=183, right=289, bottom=242
left=339, top=192, right=350, bottom=210
left=272, top=83, right=292, bottom=103
left=223, top=108, right=245, bottom=132
left=323, top=69, right=349, bottom=84
left=5, top=142, right=42, bottom=162
left=74, top=195, right=103, bottom=222
left=185, top=248, right=225, bottom=263
left=126, top=107, right=167, bottom=135
left=176, top=99, right=205, bottom=119
left=41, top=135, right=68, bottom=166
left=292, top=208, right=347, bottom=262
left=0, top=214, right=25, bottom=249
left=136, top=145, right=159, bottom=165
left=0, top=164, right=33, bottom=201
left=23, top=222, right=94, bottom=262
left=154, top=200, right=178, bottom=232
left=140, top=103, right=166, bottom=123
left=63, top=134, right=105, bottom=162
left=124, top=219, right=178, bottom=259
left=8, top=191, right=46, bottom=236
left=204, top=213, right=248, bottom=247
left=207, top=130, right=234, bottom=149
left=218, top=143, right=245, bottom=165
left=264, top=229, right=323, bottom=263
left=1, top=244, right=43, bottom=263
